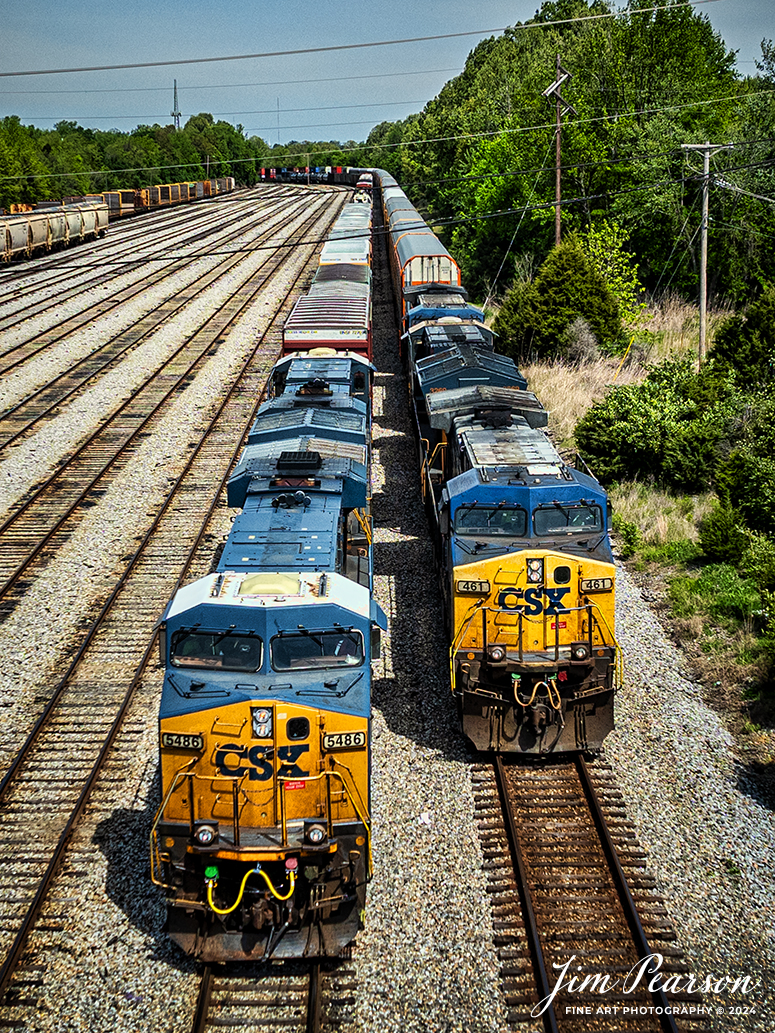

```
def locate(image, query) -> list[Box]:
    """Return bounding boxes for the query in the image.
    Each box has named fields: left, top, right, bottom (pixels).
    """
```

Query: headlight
left=527, top=558, right=544, bottom=583
left=304, top=820, right=327, bottom=845
left=571, top=642, right=590, bottom=661
left=193, top=821, right=219, bottom=846
left=489, top=646, right=506, bottom=662
left=252, top=706, right=273, bottom=738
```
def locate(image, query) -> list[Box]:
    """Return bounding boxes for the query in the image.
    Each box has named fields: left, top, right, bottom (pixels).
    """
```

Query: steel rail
left=493, top=755, right=560, bottom=1033
left=306, top=962, right=322, bottom=1033
left=190, top=964, right=215, bottom=1033
left=576, top=756, right=681, bottom=1033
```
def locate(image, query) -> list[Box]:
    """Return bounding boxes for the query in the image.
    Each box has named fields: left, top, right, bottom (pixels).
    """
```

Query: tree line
left=0, top=113, right=271, bottom=210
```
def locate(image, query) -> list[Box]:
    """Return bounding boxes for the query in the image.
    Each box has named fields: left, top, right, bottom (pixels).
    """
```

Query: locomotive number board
left=580, top=577, right=614, bottom=593
left=161, top=732, right=204, bottom=750
left=322, top=731, right=367, bottom=750
left=456, top=579, right=491, bottom=594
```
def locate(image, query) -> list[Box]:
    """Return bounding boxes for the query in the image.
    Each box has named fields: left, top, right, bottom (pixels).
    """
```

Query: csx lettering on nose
left=496, top=587, right=571, bottom=614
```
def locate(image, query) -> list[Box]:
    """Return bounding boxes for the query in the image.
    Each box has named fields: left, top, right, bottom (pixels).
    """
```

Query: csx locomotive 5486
left=151, top=193, right=385, bottom=962
left=367, top=168, right=621, bottom=755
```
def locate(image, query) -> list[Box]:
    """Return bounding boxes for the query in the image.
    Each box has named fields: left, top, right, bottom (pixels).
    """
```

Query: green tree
left=494, top=235, right=625, bottom=359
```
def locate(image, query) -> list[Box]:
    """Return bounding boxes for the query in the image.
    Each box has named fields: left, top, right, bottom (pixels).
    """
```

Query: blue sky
left=0, top=0, right=771, bottom=146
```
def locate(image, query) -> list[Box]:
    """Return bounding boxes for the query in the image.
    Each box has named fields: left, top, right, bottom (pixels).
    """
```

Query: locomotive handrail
left=150, top=759, right=198, bottom=888
left=279, top=761, right=373, bottom=876
left=449, top=597, right=486, bottom=693
left=450, top=598, right=623, bottom=692
left=151, top=763, right=373, bottom=887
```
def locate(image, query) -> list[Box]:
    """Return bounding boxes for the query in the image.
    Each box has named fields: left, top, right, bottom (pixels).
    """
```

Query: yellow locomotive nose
left=449, top=551, right=619, bottom=754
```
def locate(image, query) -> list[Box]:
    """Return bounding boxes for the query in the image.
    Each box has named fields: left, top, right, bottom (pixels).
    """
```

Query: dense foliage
left=577, top=284, right=775, bottom=614
left=492, top=234, right=626, bottom=359
left=0, top=114, right=269, bottom=208
left=364, top=0, right=775, bottom=306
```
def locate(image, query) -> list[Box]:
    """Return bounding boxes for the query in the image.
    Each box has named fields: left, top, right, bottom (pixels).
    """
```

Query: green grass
left=668, top=564, right=761, bottom=625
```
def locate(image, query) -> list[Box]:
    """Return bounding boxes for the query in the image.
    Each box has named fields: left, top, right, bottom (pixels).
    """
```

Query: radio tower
left=171, top=79, right=181, bottom=130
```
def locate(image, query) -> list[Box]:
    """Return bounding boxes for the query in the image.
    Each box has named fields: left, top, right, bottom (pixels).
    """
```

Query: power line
left=0, top=1, right=726, bottom=78
left=16, top=100, right=425, bottom=122
left=712, top=176, right=775, bottom=204
left=0, top=69, right=461, bottom=97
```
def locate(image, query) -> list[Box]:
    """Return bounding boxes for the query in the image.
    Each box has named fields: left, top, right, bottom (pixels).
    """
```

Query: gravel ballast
left=0, top=189, right=771, bottom=1033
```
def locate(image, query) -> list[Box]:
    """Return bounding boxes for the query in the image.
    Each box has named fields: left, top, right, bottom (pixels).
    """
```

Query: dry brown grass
left=608, top=481, right=716, bottom=546
left=523, top=356, right=645, bottom=448
left=635, top=293, right=734, bottom=363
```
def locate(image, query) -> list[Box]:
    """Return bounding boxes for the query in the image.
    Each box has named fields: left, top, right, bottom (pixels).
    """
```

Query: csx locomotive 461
left=152, top=192, right=385, bottom=962
left=365, top=167, right=621, bottom=755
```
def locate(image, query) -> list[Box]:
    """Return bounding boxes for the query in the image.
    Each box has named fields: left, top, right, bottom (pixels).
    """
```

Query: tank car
left=152, top=351, right=385, bottom=962
left=0, top=201, right=108, bottom=262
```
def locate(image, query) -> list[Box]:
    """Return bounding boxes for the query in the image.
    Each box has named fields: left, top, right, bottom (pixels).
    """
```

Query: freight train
left=151, top=191, right=384, bottom=962
left=0, top=201, right=108, bottom=262
left=365, top=167, right=621, bottom=754
left=1, top=177, right=237, bottom=262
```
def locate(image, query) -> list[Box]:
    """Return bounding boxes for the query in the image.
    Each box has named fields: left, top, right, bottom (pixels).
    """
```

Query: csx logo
left=497, top=587, right=570, bottom=615
left=215, top=743, right=310, bottom=781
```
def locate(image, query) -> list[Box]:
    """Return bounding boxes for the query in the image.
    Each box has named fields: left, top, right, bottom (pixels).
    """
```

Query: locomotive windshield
left=453, top=504, right=528, bottom=537
left=270, top=630, right=364, bottom=670
left=170, top=631, right=263, bottom=672
left=533, top=504, right=603, bottom=535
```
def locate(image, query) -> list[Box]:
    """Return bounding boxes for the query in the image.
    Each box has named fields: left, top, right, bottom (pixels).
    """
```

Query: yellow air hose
left=206, top=866, right=297, bottom=915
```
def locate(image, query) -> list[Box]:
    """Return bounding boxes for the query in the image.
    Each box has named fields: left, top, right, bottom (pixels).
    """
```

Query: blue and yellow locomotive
left=360, top=161, right=621, bottom=755
left=406, top=292, right=620, bottom=754
left=151, top=352, right=385, bottom=962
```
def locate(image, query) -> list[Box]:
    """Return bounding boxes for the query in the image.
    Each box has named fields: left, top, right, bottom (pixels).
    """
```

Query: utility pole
left=542, top=55, right=576, bottom=246
left=171, top=79, right=181, bottom=131
left=681, top=141, right=733, bottom=362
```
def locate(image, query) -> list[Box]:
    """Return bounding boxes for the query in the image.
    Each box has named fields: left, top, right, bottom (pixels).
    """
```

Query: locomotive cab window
left=271, top=630, right=364, bottom=670
left=533, top=504, right=603, bottom=535
left=170, top=631, right=263, bottom=672
left=453, top=505, right=527, bottom=537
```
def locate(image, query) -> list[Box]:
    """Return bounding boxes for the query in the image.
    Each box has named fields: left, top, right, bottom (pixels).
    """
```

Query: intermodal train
left=151, top=191, right=384, bottom=962
left=365, top=167, right=621, bottom=755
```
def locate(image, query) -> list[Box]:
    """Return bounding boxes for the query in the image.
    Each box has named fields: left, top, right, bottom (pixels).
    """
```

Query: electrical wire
left=652, top=199, right=700, bottom=298
left=20, top=101, right=424, bottom=123
left=0, top=1, right=727, bottom=78
left=484, top=138, right=556, bottom=308
left=0, top=68, right=461, bottom=97
left=711, top=177, right=775, bottom=204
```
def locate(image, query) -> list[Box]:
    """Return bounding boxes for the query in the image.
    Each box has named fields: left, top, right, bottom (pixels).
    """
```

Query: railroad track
left=0, top=190, right=314, bottom=382
left=0, top=186, right=305, bottom=302
left=0, top=192, right=345, bottom=1012
left=191, top=957, right=358, bottom=1033
left=474, top=756, right=712, bottom=1033
left=0, top=192, right=325, bottom=449
left=0, top=194, right=342, bottom=619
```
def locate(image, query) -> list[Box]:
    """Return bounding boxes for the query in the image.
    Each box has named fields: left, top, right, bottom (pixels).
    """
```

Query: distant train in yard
left=151, top=190, right=385, bottom=962
left=1, top=176, right=236, bottom=262
left=0, top=201, right=108, bottom=262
